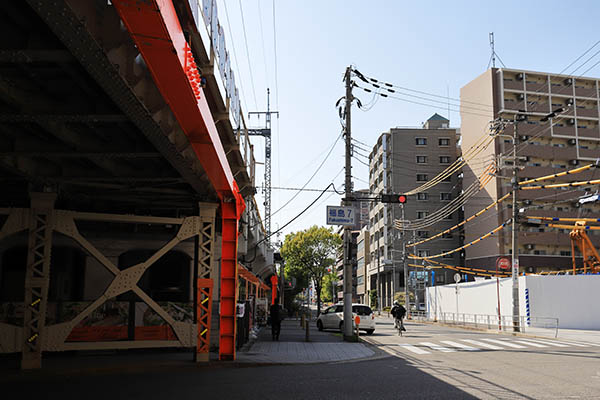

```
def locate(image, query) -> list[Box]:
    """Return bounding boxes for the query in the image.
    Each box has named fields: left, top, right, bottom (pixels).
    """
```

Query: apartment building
left=356, top=227, right=370, bottom=304
left=368, top=114, right=462, bottom=308
left=461, top=68, right=600, bottom=273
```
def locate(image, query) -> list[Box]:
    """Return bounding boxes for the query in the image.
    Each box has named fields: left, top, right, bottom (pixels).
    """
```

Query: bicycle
left=394, top=316, right=406, bottom=336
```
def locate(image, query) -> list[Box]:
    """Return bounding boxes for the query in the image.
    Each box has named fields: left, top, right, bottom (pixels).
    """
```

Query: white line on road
left=420, top=342, right=456, bottom=352
left=523, top=338, right=569, bottom=348
left=461, top=339, right=503, bottom=350
left=514, top=340, right=548, bottom=348
left=440, top=340, right=479, bottom=351
left=481, top=338, right=526, bottom=349
left=549, top=340, right=589, bottom=347
left=398, top=344, right=431, bottom=355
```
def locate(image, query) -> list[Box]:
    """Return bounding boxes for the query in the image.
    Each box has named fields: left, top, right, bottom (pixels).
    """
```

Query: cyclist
left=391, top=301, right=406, bottom=335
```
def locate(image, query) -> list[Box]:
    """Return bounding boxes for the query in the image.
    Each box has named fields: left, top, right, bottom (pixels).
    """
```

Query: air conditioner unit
left=520, top=135, right=530, bottom=141
left=525, top=244, right=534, bottom=250
left=523, top=200, right=532, bottom=206
left=568, top=139, right=577, bottom=146
left=570, top=159, right=579, bottom=166
left=516, top=73, right=524, bottom=81
left=567, top=118, right=575, bottom=125
left=573, top=202, right=581, bottom=208
left=518, top=93, right=525, bottom=101
left=526, top=267, right=535, bottom=273
left=565, top=98, right=574, bottom=106
left=564, top=78, right=573, bottom=85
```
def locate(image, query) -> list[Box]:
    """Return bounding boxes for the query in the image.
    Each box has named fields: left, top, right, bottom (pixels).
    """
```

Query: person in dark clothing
left=270, top=297, right=281, bottom=341
left=391, top=301, right=407, bottom=334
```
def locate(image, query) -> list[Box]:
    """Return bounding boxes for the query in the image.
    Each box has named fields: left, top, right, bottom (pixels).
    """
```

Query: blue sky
left=217, top=0, right=600, bottom=243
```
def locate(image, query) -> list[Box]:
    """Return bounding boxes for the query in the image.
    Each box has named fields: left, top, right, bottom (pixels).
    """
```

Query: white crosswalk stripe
left=440, top=340, right=479, bottom=351
left=524, top=338, right=569, bottom=348
left=549, top=340, right=588, bottom=347
left=480, top=338, right=527, bottom=348
left=398, top=344, right=431, bottom=355
left=461, top=339, right=503, bottom=350
left=515, top=340, right=548, bottom=348
left=420, top=342, right=455, bottom=352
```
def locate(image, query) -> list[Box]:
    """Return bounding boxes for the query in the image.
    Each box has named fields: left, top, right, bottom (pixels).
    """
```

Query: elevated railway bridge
left=0, top=0, right=274, bottom=368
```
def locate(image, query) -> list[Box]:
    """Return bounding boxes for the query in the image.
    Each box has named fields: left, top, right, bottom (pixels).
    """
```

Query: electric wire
left=238, top=0, right=258, bottom=109
left=222, top=0, right=249, bottom=115
left=271, top=0, right=279, bottom=109
left=256, top=0, right=269, bottom=87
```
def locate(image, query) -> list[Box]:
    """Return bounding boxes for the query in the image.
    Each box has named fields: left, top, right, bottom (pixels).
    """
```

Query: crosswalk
left=393, top=337, right=597, bottom=355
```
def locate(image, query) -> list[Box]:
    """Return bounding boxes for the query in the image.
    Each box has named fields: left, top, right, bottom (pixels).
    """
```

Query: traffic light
left=381, top=194, right=407, bottom=204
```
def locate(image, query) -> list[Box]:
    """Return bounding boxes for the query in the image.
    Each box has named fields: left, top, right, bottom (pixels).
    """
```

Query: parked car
left=316, top=303, right=375, bottom=335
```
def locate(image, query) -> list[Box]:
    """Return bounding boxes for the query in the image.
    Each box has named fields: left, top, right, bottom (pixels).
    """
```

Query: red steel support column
left=220, top=199, right=239, bottom=360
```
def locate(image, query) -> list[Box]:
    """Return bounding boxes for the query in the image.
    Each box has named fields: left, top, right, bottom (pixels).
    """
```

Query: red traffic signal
left=381, top=194, right=407, bottom=204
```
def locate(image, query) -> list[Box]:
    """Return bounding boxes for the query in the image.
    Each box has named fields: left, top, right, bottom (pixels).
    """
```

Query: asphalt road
left=3, top=318, right=600, bottom=399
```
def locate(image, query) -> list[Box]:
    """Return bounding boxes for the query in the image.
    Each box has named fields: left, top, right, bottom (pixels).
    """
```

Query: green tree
left=281, top=225, right=341, bottom=315
left=322, top=272, right=338, bottom=303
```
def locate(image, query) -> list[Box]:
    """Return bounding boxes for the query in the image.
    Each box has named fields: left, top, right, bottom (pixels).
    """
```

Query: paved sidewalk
left=236, top=318, right=375, bottom=364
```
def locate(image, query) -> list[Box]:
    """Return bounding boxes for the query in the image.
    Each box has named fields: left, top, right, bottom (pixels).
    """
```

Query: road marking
left=550, top=340, right=589, bottom=347
left=420, top=342, right=455, bottom=352
left=514, top=340, right=548, bottom=348
left=461, top=339, right=503, bottom=350
left=480, top=338, right=526, bottom=349
left=524, top=338, right=569, bottom=348
left=398, top=344, right=431, bottom=355
left=440, top=340, right=479, bottom=351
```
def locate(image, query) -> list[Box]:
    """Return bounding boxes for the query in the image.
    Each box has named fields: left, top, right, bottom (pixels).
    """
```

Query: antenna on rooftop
left=487, top=32, right=507, bottom=69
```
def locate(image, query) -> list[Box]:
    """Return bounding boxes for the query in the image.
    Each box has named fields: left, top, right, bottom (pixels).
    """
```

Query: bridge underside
left=0, top=1, right=259, bottom=368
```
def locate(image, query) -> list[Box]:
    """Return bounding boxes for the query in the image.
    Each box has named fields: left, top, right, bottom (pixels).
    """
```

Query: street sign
left=496, top=257, right=511, bottom=271
left=326, top=206, right=356, bottom=226
left=354, top=315, right=361, bottom=325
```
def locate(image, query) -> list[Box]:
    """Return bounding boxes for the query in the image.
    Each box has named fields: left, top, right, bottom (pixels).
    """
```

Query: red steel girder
left=112, top=0, right=242, bottom=204
left=113, top=0, right=246, bottom=360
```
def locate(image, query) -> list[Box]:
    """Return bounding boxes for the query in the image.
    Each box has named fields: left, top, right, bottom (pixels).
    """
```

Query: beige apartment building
left=356, top=227, right=370, bottom=304
left=368, top=114, right=462, bottom=309
left=461, top=68, right=600, bottom=273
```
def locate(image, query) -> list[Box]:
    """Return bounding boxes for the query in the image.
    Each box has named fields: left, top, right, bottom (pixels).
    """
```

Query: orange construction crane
left=569, top=221, right=600, bottom=274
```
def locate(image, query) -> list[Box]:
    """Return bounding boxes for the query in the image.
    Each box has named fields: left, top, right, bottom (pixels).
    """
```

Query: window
left=442, top=176, right=452, bottom=182
left=417, top=250, right=431, bottom=258
left=439, top=138, right=450, bottom=146
left=417, top=211, right=429, bottom=219
left=417, top=230, right=429, bottom=238
left=440, top=193, right=452, bottom=201
left=439, top=156, right=451, bottom=164
left=533, top=250, right=547, bottom=255
left=416, top=155, right=427, bottom=164
left=415, top=137, right=427, bottom=146
left=444, top=212, right=453, bottom=220
left=442, top=251, right=453, bottom=259
left=417, top=174, right=428, bottom=182
left=417, top=193, right=429, bottom=201
left=441, top=232, right=453, bottom=240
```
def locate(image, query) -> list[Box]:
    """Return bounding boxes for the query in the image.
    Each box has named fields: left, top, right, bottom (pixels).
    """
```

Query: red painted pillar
left=219, top=200, right=238, bottom=361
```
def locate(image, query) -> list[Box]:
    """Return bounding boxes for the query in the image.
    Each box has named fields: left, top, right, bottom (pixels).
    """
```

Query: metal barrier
left=408, top=312, right=559, bottom=337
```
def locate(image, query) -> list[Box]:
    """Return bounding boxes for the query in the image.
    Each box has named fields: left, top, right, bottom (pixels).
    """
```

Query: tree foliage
left=281, top=225, right=341, bottom=315
left=321, top=272, right=338, bottom=303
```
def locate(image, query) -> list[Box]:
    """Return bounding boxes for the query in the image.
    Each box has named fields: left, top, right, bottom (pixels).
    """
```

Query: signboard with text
left=326, top=206, right=356, bottom=226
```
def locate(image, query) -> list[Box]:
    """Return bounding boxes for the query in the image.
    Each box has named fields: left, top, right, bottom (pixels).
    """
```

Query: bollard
left=301, top=313, right=305, bottom=328
left=305, top=318, right=310, bottom=342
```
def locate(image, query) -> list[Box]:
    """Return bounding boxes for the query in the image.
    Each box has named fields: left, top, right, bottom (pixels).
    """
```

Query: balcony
left=576, top=108, right=599, bottom=118
left=503, top=79, right=524, bottom=91
left=504, top=100, right=525, bottom=111
left=528, top=103, right=550, bottom=114
left=550, top=84, right=573, bottom=96
left=526, top=82, right=548, bottom=93
left=579, top=147, right=600, bottom=159
left=577, top=126, right=600, bottom=139
left=575, top=87, right=598, bottom=98
left=552, top=125, right=576, bottom=137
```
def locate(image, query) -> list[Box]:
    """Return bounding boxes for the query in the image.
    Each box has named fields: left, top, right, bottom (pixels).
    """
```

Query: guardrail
left=408, top=312, right=559, bottom=338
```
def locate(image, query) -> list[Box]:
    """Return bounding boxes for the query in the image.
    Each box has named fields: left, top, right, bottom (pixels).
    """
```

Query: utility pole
left=248, top=89, right=279, bottom=240
left=342, top=66, right=354, bottom=340
left=511, top=115, right=523, bottom=332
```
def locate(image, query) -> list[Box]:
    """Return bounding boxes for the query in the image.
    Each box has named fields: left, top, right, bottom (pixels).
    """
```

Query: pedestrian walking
left=270, top=297, right=281, bottom=341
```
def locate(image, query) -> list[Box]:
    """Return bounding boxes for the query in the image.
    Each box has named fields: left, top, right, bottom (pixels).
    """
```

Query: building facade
left=367, top=114, right=462, bottom=309
left=460, top=68, right=600, bottom=273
